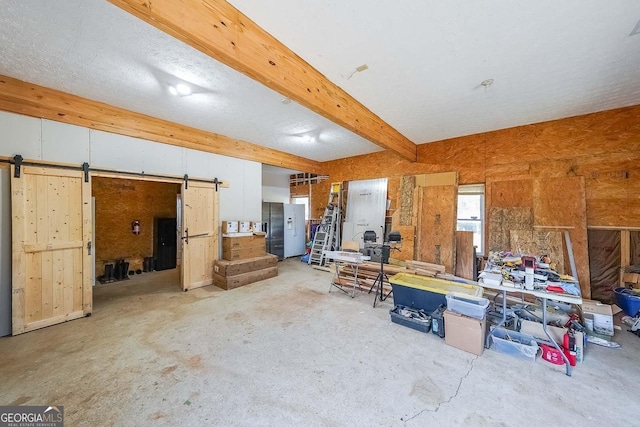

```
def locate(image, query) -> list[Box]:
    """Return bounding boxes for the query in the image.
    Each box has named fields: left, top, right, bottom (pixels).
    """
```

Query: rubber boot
left=104, top=264, right=114, bottom=282
left=123, top=262, right=130, bottom=279
left=115, top=259, right=123, bottom=280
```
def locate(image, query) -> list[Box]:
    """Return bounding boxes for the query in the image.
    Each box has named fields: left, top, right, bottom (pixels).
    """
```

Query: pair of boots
left=113, top=259, right=129, bottom=281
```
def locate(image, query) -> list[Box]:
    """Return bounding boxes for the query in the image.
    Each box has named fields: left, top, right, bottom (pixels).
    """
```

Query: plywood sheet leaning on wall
left=455, top=231, right=475, bottom=280
left=509, top=230, right=565, bottom=274
left=399, top=175, right=415, bottom=226
left=532, top=176, right=590, bottom=297
left=417, top=184, right=458, bottom=273
left=488, top=207, right=533, bottom=252
left=392, top=225, right=416, bottom=261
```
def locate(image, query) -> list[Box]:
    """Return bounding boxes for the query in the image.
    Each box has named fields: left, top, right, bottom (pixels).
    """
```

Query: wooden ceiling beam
left=107, top=0, right=417, bottom=162
left=0, top=75, right=323, bottom=174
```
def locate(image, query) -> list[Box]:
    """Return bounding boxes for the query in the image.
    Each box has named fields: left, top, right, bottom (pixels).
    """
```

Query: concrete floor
left=1, top=258, right=638, bottom=426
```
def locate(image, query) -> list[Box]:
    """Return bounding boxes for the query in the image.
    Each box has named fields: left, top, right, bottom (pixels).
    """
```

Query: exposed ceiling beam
left=107, top=0, right=417, bottom=162
left=0, top=75, right=323, bottom=174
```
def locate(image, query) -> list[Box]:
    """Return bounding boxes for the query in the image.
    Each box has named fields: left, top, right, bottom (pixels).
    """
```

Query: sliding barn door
left=181, top=181, right=219, bottom=291
left=12, top=166, right=92, bottom=335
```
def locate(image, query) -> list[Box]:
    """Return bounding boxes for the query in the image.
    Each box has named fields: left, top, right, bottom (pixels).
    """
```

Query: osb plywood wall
left=93, top=177, right=179, bottom=276
left=298, top=104, right=640, bottom=297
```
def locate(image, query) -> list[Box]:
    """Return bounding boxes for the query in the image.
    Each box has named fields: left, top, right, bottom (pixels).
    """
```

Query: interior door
left=11, top=165, right=92, bottom=335
left=181, top=181, right=218, bottom=291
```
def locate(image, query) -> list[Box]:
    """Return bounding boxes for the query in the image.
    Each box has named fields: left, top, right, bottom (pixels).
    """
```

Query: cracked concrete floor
left=1, top=258, right=639, bottom=426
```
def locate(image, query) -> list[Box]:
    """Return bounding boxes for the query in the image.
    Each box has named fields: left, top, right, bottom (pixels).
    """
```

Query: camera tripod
left=368, top=244, right=395, bottom=308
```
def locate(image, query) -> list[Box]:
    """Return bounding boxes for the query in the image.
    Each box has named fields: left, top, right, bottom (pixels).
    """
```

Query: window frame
left=456, top=185, right=485, bottom=256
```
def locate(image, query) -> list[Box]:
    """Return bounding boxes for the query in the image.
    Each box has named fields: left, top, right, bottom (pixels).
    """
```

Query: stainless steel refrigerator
left=262, top=202, right=284, bottom=260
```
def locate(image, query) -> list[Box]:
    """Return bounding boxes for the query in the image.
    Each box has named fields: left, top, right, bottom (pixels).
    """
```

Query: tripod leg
left=372, top=272, right=383, bottom=307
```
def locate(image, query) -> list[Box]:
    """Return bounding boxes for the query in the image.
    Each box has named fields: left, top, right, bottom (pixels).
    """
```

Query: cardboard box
left=519, top=319, right=585, bottom=363
left=622, top=272, right=639, bottom=284
left=222, top=221, right=239, bottom=234
left=223, top=247, right=266, bottom=261
left=444, top=310, right=486, bottom=356
left=222, top=234, right=266, bottom=250
left=251, top=221, right=263, bottom=232
left=239, top=221, right=251, bottom=233
left=582, top=299, right=614, bottom=336
left=222, top=234, right=266, bottom=260
left=214, top=254, right=278, bottom=277
left=213, top=266, right=278, bottom=290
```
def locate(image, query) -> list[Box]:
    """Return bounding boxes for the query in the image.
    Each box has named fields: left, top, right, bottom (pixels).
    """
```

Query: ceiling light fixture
left=175, top=83, right=192, bottom=96
left=281, top=97, right=292, bottom=105
left=168, top=82, right=193, bottom=97
left=302, top=135, right=315, bottom=143
left=481, top=79, right=494, bottom=87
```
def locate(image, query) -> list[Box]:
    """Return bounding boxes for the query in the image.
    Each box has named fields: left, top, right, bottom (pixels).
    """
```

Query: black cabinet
left=154, top=218, right=177, bottom=271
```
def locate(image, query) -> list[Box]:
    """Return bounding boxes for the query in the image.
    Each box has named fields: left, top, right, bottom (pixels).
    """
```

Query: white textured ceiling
left=0, top=0, right=380, bottom=163
left=230, top=0, right=640, bottom=144
left=1, top=1, right=640, bottom=169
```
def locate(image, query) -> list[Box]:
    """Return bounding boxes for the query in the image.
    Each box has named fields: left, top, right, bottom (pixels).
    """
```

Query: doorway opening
left=588, top=228, right=640, bottom=304
left=92, top=176, right=181, bottom=299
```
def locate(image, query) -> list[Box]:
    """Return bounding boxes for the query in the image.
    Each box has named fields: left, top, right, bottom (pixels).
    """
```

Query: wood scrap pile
left=332, top=259, right=454, bottom=295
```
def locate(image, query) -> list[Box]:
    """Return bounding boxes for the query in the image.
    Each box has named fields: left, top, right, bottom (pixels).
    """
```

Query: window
left=457, top=184, right=485, bottom=255
left=292, top=196, right=309, bottom=220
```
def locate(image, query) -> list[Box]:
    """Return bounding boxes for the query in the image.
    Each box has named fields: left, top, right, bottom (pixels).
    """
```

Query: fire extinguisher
left=563, top=330, right=577, bottom=367
left=132, top=220, right=141, bottom=235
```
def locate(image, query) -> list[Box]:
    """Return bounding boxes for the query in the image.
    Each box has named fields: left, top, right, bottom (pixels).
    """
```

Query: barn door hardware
left=13, top=155, right=23, bottom=178
left=181, top=228, right=208, bottom=244
left=214, top=177, right=219, bottom=191
left=183, top=174, right=189, bottom=189
left=87, top=241, right=92, bottom=255
left=82, top=162, right=90, bottom=182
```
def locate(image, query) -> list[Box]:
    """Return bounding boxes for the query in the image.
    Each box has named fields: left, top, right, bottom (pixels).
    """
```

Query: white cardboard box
left=582, top=300, right=614, bottom=336
left=222, top=221, right=239, bottom=234
left=239, top=221, right=251, bottom=233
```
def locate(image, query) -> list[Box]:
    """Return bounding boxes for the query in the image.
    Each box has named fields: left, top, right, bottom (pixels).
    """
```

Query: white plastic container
left=445, top=292, right=489, bottom=319
left=491, top=328, right=539, bottom=362
left=479, top=272, right=502, bottom=287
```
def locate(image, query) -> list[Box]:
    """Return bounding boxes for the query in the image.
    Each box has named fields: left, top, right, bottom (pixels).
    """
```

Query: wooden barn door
left=181, top=181, right=219, bottom=291
left=11, top=166, right=92, bottom=335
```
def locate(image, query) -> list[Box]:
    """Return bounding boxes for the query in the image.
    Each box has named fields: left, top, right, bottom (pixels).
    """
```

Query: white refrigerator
left=283, top=203, right=306, bottom=258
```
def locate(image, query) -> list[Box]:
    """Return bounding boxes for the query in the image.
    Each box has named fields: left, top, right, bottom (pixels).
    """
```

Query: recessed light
left=175, top=83, right=192, bottom=96
left=168, top=86, right=178, bottom=96
left=481, top=79, right=494, bottom=87
left=281, top=97, right=292, bottom=105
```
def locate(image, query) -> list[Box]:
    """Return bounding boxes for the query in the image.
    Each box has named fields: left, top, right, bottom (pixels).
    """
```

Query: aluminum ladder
left=308, top=182, right=342, bottom=266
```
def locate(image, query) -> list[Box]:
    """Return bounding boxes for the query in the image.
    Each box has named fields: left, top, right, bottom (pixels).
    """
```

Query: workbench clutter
left=480, top=251, right=581, bottom=295
left=478, top=251, right=588, bottom=375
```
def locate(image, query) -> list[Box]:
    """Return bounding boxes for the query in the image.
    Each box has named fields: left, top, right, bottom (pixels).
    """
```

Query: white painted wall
left=0, top=111, right=263, bottom=336
left=0, top=167, right=11, bottom=337
left=262, top=168, right=290, bottom=203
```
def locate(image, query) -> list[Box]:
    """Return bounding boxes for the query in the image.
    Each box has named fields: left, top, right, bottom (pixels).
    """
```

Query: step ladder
left=308, top=182, right=342, bottom=266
